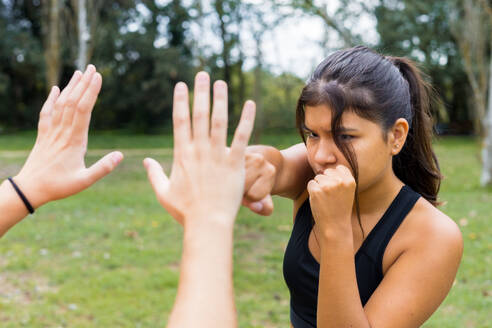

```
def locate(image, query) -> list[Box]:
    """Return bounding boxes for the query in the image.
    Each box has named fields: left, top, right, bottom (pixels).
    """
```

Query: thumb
left=242, top=194, right=274, bottom=216
left=143, top=157, right=170, bottom=199
left=85, top=151, right=123, bottom=185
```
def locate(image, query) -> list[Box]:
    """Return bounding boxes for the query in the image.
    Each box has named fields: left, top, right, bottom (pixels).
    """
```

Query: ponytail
left=387, top=57, right=442, bottom=205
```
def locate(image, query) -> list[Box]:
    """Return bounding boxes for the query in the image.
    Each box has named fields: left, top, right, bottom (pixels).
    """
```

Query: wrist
left=182, top=216, right=235, bottom=257
left=318, top=222, right=353, bottom=249
left=184, top=213, right=235, bottom=233
left=0, top=179, right=30, bottom=214
left=12, top=173, right=47, bottom=209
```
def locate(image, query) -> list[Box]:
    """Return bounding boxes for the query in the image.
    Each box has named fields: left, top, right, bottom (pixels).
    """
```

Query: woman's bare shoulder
left=398, top=197, right=463, bottom=256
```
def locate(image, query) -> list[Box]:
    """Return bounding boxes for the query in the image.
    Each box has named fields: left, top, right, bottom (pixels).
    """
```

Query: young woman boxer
left=242, top=46, right=463, bottom=328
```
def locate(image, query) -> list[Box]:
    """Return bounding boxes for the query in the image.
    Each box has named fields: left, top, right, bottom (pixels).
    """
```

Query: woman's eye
left=305, top=131, right=318, bottom=139
left=341, top=134, right=354, bottom=141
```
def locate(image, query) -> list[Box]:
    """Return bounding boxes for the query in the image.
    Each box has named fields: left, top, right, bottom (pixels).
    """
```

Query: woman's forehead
left=304, top=105, right=370, bottom=129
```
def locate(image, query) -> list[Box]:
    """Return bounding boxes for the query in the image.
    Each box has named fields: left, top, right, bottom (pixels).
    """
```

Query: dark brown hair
left=296, top=46, right=442, bottom=235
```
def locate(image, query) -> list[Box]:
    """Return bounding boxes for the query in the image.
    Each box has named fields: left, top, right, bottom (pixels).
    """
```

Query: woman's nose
left=313, top=140, right=337, bottom=167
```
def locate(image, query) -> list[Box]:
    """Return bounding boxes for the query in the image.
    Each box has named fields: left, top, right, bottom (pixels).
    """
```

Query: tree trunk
left=76, top=0, right=89, bottom=70
left=481, top=41, right=492, bottom=186
left=253, top=36, right=263, bottom=144
left=450, top=0, right=489, bottom=137
left=237, top=53, right=246, bottom=122
left=216, top=2, right=233, bottom=112
left=44, top=0, right=61, bottom=90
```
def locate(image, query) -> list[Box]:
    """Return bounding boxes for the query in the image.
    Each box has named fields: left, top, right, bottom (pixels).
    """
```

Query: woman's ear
left=388, top=118, right=409, bottom=155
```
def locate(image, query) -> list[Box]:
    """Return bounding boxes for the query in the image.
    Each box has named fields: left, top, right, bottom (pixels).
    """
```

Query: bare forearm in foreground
left=167, top=220, right=236, bottom=328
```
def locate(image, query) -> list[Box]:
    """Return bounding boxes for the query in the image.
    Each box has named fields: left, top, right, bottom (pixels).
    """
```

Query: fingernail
left=143, top=158, right=150, bottom=169
left=112, top=152, right=123, bottom=165
left=175, top=82, right=186, bottom=93
left=251, top=202, right=263, bottom=212
left=71, top=71, right=82, bottom=80
left=196, top=71, right=209, bottom=82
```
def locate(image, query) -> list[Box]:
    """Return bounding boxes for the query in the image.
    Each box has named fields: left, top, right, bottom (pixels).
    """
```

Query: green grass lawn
left=0, top=133, right=490, bottom=327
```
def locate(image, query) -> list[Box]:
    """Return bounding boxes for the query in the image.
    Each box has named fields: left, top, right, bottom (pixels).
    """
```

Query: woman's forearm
left=317, top=233, right=371, bottom=328
left=247, top=143, right=312, bottom=199
left=247, top=145, right=285, bottom=193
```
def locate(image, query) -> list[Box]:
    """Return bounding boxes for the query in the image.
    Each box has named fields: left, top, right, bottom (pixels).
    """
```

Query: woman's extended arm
left=242, top=143, right=313, bottom=215
left=0, top=66, right=123, bottom=237
left=144, top=72, right=255, bottom=328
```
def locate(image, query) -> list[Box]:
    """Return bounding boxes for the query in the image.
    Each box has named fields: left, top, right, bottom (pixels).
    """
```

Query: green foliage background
left=0, top=0, right=487, bottom=134
left=0, top=135, right=490, bottom=327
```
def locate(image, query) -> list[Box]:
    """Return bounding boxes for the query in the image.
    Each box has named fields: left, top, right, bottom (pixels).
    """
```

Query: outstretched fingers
left=84, top=151, right=124, bottom=187
left=143, top=158, right=170, bottom=202
left=172, top=82, right=191, bottom=156
left=72, top=72, right=103, bottom=141
left=210, top=80, right=228, bottom=154
left=38, top=86, right=60, bottom=134
left=51, top=70, right=83, bottom=126
left=229, top=100, right=256, bottom=166
left=61, top=65, right=96, bottom=129
left=192, top=72, right=210, bottom=143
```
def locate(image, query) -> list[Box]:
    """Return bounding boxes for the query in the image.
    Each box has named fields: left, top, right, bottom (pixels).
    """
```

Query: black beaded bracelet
left=7, top=177, right=35, bottom=214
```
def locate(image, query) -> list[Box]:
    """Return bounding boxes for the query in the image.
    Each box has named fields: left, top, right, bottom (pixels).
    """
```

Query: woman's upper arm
left=275, top=143, right=313, bottom=199
left=364, top=216, right=463, bottom=328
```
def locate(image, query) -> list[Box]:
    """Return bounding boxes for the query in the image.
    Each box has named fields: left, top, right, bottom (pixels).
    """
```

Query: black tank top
left=283, top=185, right=421, bottom=327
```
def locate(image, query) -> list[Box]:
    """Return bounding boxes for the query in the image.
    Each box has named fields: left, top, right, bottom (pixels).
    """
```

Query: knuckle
left=193, top=109, right=207, bottom=120
left=266, top=163, right=276, bottom=177
left=54, top=100, right=64, bottom=110
left=246, top=191, right=262, bottom=201
left=321, top=184, right=332, bottom=192
left=252, top=154, right=265, bottom=166
left=102, top=160, right=114, bottom=174
left=235, top=131, right=248, bottom=143
left=212, top=117, right=226, bottom=130
left=65, top=97, right=77, bottom=108
left=77, top=101, right=89, bottom=113
left=174, top=114, right=189, bottom=126
left=345, top=179, right=356, bottom=188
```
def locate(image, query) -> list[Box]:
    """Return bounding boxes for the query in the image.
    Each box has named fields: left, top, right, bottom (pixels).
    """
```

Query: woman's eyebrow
left=301, top=123, right=313, bottom=132
left=302, top=123, right=358, bottom=133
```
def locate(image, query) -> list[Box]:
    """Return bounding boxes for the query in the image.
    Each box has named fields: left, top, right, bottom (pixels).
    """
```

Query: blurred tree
left=260, top=71, right=305, bottom=132
left=42, top=0, right=61, bottom=88
left=449, top=0, right=490, bottom=137
left=212, top=0, right=242, bottom=117
left=0, top=0, right=45, bottom=130
left=375, top=0, right=471, bottom=133
left=288, top=0, right=362, bottom=47
left=66, top=0, right=105, bottom=70
left=89, top=0, right=194, bottom=132
left=75, top=0, right=88, bottom=70
left=3, top=0, right=482, bottom=138
left=242, top=1, right=288, bottom=141
left=478, top=0, right=492, bottom=185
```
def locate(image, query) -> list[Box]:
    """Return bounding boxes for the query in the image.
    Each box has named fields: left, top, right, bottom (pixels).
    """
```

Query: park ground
left=0, top=133, right=490, bottom=327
